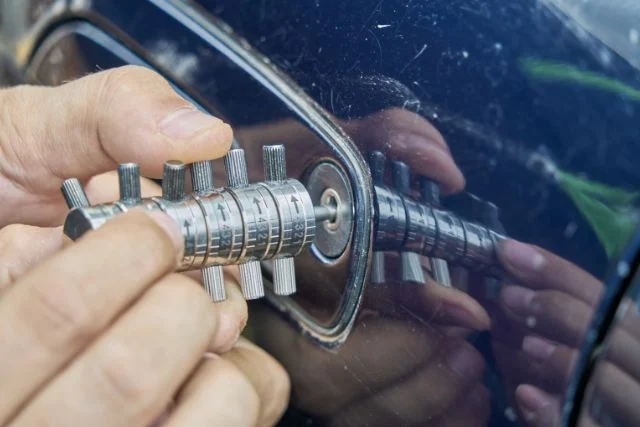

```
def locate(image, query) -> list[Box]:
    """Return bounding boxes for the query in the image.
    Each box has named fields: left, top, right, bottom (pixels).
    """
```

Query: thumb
left=0, top=65, right=232, bottom=226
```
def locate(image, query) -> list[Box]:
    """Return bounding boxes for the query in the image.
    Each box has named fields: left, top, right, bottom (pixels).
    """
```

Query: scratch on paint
left=400, top=43, right=428, bottom=74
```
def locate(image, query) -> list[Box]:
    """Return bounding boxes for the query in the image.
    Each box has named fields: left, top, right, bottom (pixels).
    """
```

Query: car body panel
left=2, top=1, right=640, bottom=426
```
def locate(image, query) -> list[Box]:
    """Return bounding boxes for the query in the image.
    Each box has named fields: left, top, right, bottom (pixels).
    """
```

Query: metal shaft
left=61, top=178, right=90, bottom=209
left=118, top=163, right=141, bottom=205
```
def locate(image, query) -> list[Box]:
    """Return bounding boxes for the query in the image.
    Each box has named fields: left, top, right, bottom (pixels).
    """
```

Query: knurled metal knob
left=225, top=149, right=250, bottom=187
left=118, top=163, right=142, bottom=205
left=61, top=178, right=90, bottom=209
left=162, top=161, right=187, bottom=201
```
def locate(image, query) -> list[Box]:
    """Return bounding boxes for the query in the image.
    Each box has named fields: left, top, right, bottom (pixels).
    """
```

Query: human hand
left=0, top=66, right=290, bottom=426
left=490, top=240, right=640, bottom=426
left=0, top=64, right=232, bottom=294
left=0, top=209, right=289, bottom=426
left=0, top=65, right=232, bottom=228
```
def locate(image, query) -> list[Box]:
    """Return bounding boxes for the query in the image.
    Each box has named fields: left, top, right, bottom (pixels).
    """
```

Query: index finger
left=498, top=239, right=603, bottom=306
left=0, top=210, right=182, bottom=424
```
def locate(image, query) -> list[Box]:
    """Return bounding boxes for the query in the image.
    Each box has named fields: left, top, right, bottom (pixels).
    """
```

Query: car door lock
left=61, top=145, right=507, bottom=303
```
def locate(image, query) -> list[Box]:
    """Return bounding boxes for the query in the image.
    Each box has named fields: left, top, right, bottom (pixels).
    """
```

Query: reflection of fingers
left=366, top=255, right=490, bottom=330
left=329, top=340, right=485, bottom=426
left=435, top=384, right=491, bottom=427
left=515, top=385, right=561, bottom=427
left=490, top=307, right=529, bottom=348
left=591, top=362, right=640, bottom=426
left=252, top=308, right=447, bottom=415
left=163, top=356, right=259, bottom=427
left=347, top=108, right=450, bottom=153
left=0, top=225, right=63, bottom=295
left=387, top=134, right=464, bottom=194
left=382, top=276, right=491, bottom=331
left=521, top=336, right=576, bottom=390
left=498, top=240, right=602, bottom=306
left=344, top=109, right=464, bottom=194
left=493, top=339, right=576, bottom=393
left=499, top=286, right=591, bottom=347
left=617, top=300, right=640, bottom=342
left=605, top=328, right=640, bottom=381
left=220, top=338, right=290, bottom=426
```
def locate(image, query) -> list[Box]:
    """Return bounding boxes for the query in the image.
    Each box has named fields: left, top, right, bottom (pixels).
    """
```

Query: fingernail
left=443, top=303, right=489, bottom=331
left=517, top=385, right=551, bottom=416
left=501, top=285, right=535, bottom=313
left=522, top=336, right=556, bottom=361
left=159, top=107, right=221, bottom=139
left=444, top=342, right=483, bottom=378
left=146, top=211, right=183, bottom=251
left=501, top=240, right=545, bottom=273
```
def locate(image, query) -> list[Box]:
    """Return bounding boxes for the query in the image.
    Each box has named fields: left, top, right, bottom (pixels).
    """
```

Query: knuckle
left=96, top=338, right=157, bottom=407
left=153, top=274, right=216, bottom=329
left=92, top=66, right=175, bottom=126
left=28, top=277, right=95, bottom=349
left=534, top=290, right=566, bottom=312
left=215, top=302, right=249, bottom=353
left=0, top=224, right=31, bottom=251
left=98, top=65, right=168, bottom=98
left=443, top=340, right=486, bottom=380
left=0, top=225, right=30, bottom=286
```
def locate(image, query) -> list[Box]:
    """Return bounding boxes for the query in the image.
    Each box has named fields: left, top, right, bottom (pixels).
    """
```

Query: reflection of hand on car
left=235, top=107, right=464, bottom=195
left=489, top=239, right=640, bottom=427
left=239, top=107, right=491, bottom=425
left=252, top=304, right=490, bottom=427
